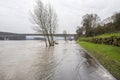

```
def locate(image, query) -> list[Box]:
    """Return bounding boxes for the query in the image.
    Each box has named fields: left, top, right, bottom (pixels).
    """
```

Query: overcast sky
left=0, top=0, right=120, bottom=33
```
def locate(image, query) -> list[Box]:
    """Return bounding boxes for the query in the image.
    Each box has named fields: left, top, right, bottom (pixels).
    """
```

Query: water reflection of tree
left=34, top=47, right=57, bottom=80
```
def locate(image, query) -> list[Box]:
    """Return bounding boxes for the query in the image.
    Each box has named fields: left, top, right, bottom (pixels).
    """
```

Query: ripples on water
left=0, top=41, right=116, bottom=80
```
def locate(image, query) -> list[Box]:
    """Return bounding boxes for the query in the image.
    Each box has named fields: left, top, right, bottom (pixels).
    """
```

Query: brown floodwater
left=0, top=41, right=116, bottom=80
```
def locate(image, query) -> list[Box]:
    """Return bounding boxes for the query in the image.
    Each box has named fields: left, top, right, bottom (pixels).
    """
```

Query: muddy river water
left=0, top=41, right=116, bottom=80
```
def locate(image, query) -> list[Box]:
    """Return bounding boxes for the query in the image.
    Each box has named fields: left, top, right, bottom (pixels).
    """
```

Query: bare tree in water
left=63, top=30, right=67, bottom=41
left=32, top=0, right=57, bottom=47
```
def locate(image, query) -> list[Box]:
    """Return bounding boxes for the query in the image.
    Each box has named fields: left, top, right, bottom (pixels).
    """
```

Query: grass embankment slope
left=79, top=32, right=120, bottom=47
left=77, top=33, right=120, bottom=80
left=79, top=32, right=120, bottom=41
left=94, top=32, right=120, bottom=38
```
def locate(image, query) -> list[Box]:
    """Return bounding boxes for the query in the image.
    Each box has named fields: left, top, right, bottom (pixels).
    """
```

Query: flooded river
left=0, top=41, right=116, bottom=80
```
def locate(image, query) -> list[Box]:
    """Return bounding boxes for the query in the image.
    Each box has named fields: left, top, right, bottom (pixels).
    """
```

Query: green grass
left=77, top=41, right=120, bottom=80
left=79, top=32, right=120, bottom=41
left=94, top=32, right=120, bottom=38
left=78, top=37, right=91, bottom=41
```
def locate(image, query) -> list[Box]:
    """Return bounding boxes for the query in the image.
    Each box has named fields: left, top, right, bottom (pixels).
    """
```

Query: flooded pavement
left=0, top=41, right=116, bottom=80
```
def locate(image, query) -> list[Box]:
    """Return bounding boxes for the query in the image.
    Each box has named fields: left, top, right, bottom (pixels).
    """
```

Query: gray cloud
left=0, top=0, right=120, bottom=33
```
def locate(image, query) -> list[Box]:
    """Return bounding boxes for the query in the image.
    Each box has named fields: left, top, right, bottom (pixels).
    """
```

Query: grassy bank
left=78, top=32, right=120, bottom=47
left=78, top=41, right=120, bottom=80
left=79, top=32, right=120, bottom=41
left=94, top=32, right=120, bottom=38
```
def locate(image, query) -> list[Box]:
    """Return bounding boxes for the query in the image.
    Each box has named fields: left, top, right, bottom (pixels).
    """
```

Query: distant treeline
left=75, top=12, right=120, bottom=39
